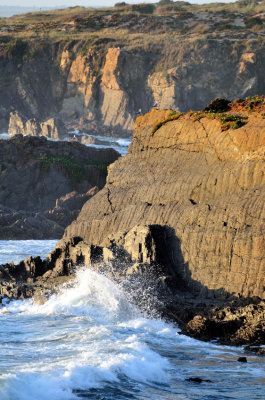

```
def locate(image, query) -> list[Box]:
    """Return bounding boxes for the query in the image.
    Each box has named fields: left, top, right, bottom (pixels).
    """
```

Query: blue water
left=0, top=240, right=58, bottom=264
left=0, top=241, right=264, bottom=400
left=74, top=133, right=131, bottom=156
left=0, top=133, right=131, bottom=156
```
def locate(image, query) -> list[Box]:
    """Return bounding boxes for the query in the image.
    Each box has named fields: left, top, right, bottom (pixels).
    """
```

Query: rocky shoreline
left=0, top=233, right=264, bottom=352
left=1, top=98, right=265, bottom=352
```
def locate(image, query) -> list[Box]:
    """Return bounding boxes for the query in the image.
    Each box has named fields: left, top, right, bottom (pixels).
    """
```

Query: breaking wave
left=0, top=245, right=264, bottom=400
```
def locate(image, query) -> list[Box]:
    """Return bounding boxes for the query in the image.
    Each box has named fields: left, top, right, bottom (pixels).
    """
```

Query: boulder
left=8, top=111, right=66, bottom=140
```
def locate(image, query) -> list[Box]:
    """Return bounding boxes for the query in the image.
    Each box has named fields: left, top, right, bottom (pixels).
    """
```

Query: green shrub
left=6, top=39, right=27, bottom=59
left=5, top=39, right=36, bottom=62
left=132, top=4, right=156, bottom=14
left=115, top=2, right=128, bottom=6
left=245, top=17, right=263, bottom=29
left=203, top=97, right=231, bottom=113
left=190, top=111, right=248, bottom=130
left=246, top=95, right=263, bottom=109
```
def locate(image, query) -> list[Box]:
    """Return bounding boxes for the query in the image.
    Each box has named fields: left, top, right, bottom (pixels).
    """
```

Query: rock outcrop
left=1, top=97, right=265, bottom=347
left=8, top=111, right=66, bottom=140
left=62, top=102, right=265, bottom=301
left=0, top=134, right=119, bottom=238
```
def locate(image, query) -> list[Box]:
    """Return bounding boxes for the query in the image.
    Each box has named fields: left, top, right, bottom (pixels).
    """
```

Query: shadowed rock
left=0, top=134, right=119, bottom=239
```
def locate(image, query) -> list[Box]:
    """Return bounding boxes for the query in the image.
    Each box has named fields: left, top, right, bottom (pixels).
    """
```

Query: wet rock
left=185, top=377, right=212, bottom=383
left=244, top=346, right=265, bottom=356
left=238, top=357, right=247, bottom=363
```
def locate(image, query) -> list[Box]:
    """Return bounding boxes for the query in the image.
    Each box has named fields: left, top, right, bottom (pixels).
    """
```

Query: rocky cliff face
left=1, top=98, right=265, bottom=346
left=0, top=135, right=119, bottom=238
left=61, top=100, right=265, bottom=300
left=0, top=32, right=265, bottom=136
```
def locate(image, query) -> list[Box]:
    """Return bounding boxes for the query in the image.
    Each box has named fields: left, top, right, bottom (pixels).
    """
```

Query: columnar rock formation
left=61, top=104, right=265, bottom=300
left=1, top=99, right=265, bottom=345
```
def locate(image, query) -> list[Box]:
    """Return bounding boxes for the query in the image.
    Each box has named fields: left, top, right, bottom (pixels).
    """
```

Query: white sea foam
left=26, top=268, right=137, bottom=319
left=0, top=133, right=10, bottom=140
left=0, top=268, right=172, bottom=399
left=0, top=243, right=265, bottom=400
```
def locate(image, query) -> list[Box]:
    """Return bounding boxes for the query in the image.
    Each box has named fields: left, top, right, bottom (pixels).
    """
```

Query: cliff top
left=0, top=0, right=264, bottom=51
left=136, top=95, right=265, bottom=127
left=133, top=96, right=265, bottom=161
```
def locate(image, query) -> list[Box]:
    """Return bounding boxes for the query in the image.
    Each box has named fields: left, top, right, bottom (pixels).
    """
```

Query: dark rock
left=0, top=135, right=119, bottom=239
left=244, top=346, right=265, bottom=356
left=237, top=357, right=247, bottom=363
left=185, top=377, right=212, bottom=383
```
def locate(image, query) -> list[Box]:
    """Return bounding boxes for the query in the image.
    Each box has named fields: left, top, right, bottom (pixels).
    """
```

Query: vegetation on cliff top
left=151, top=111, right=184, bottom=135
left=190, top=111, right=248, bottom=131
left=151, top=96, right=265, bottom=135
left=0, top=0, right=264, bottom=52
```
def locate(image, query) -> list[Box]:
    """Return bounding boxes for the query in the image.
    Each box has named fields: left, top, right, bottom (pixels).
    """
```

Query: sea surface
left=0, top=133, right=131, bottom=156
left=0, top=241, right=264, bottom=400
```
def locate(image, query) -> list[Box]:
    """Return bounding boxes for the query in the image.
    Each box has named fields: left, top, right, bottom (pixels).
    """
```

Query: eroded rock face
left=59, top=47, right=148, bottom=136
left=8, top=111, right=66, bottom=140
left=0, top=37, right=265, bottom=136
left=0, top=134, right=119, bottom=239
left=1, top=104, right=265, bottom=347
left=63, top=108, right=265, bottom=300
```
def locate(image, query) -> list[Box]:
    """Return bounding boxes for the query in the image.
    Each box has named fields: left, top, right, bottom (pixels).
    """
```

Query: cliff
left=1, top=96, right=265, bottom=346
left=0, top=135, right=119, bottom=239
left=0, top=1, right=265, bottom=136
left=61, top=98, right=265, bottom=300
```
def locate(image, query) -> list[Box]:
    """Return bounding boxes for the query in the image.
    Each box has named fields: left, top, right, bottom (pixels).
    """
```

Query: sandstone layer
left=0, top=134, right=119, bottom=238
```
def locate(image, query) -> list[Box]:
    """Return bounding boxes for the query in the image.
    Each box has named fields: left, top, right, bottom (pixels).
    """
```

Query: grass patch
left=246, top=95, right=263, bottom=110
left=87, top=161, right=110, bottom=177
left=37, top=154, right=110, bottom=187
left=1, top=39, right=36, bottom=61
left=151, top=111, right=183, bottom=136
left=38, top=154, right=86, bottom=187
left=190, top=111, right=248, bottom=131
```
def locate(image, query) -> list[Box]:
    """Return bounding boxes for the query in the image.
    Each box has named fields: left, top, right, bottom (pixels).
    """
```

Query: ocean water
left=0, top=240, right=58, bottom=265
left=71, top=133, right=131, bottom=156
left=0, top=241, right=264, bottom=400
left=0, top=133, right=131, bottom=156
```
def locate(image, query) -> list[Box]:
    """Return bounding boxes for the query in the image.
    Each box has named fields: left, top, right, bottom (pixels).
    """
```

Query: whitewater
left=0, top=241, right=264, bottom=400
